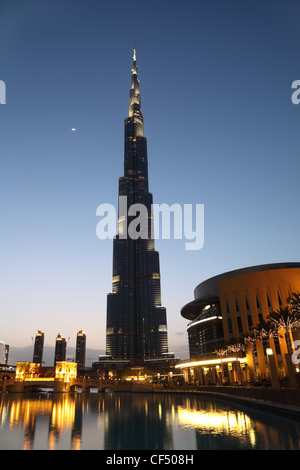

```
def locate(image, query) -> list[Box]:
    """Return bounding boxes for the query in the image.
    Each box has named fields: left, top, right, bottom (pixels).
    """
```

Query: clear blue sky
left=1, top=0, right=300, bottom=362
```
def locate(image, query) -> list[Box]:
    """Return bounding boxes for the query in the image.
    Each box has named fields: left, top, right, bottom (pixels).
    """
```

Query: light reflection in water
left=177, top=405, right=256, bottom=448
left=0, top=392, right=299, bottom=450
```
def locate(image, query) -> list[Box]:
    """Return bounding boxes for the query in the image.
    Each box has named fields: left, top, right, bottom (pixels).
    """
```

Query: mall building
left=179, top=263, right=300, bottom=385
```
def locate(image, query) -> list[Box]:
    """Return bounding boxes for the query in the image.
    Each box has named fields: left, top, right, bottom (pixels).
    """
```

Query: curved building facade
left=181, top=263, right=300, bottom=380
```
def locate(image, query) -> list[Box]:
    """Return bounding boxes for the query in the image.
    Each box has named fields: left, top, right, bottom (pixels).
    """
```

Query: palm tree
left=244, top=330, right=259, bottom=383
left=288, top=291, right=300, bottom=316
left=228, top=341, right=246, bottom=355
left=213, top=344, right=228, bottom=384
left=267, top=306, right=300, bottom=355
left=227, top=340, right=245, bottom=385
left=252, top=319, right=280, bottom=347
left=249, top=319, right=281, bottom=381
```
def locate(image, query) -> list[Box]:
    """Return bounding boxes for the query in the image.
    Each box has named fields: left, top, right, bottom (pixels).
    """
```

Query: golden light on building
left=181, top=263, right=300, bottom=382
left=175, top=357, right=247, bottom=369
left=55, top=361, right=77, bottom=382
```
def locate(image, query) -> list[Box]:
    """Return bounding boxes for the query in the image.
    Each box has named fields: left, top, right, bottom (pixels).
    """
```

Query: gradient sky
left=1, top=0, right=300, bottom=363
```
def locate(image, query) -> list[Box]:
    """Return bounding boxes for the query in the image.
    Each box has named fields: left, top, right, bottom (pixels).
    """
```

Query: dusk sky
left=1, top=0, right=300, bottom=363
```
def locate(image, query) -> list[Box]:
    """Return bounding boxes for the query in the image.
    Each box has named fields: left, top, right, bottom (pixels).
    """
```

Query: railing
left=160, top=384, right=300, bottom=409
left=23, top=378, right=54, bottom=382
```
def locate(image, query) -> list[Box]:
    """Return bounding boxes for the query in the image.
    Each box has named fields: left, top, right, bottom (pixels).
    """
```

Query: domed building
left=180, top=263, right=300, bottom=383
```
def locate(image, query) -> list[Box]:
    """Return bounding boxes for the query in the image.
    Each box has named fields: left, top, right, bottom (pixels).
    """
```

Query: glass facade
left=106, top=49, right=168, bottom=365
left=187, top=304, right=224, bottom=360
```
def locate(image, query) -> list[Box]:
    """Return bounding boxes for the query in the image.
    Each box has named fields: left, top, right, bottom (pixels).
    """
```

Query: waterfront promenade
left=1, top=368, right=300, bottom=417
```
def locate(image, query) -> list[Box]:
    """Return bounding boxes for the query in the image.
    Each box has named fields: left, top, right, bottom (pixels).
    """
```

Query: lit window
left=158, top=325, right=167, bottom=332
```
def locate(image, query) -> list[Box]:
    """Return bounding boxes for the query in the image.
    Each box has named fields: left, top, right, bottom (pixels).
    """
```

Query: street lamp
left=266, top=348, right=280, bottom=389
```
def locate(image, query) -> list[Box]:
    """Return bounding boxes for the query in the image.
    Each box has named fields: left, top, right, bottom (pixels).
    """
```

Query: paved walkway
left=158, top=385, right=300, bottom=417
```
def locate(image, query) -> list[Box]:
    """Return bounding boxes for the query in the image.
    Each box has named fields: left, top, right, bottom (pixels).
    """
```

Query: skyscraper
left=54, top=332, right=66, bottom=365
left=75, top=330, right=86, bottom=370
left=32, top=330, right=44, bottom=364
left=106, top=48, right=169, bottom=366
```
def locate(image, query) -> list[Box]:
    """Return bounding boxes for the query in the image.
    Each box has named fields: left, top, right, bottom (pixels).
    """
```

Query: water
left=0, top=391, right=300, bottom=450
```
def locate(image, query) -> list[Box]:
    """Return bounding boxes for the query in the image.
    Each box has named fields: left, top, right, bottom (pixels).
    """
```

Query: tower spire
left=129, top=46, right=143, bottom=137
left=133, top=41, right=136, bottom=61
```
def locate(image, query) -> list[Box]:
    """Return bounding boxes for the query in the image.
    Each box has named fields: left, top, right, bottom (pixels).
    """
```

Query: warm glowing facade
left=13, top=361, right=77, bottom=393
left=105, top=49, right=169, bottom=365
left=15, top=362, right=40, bottom=381
left=181, top=263, right=300, bottom=381
left=15, top=361, right=77, bottom=382
left=55, top=361, right=77, bottom=381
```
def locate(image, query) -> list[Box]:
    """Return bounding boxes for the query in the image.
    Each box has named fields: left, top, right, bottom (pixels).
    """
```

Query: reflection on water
left=0, top=391, right=300, bottom=450
left=177, top=405, right=256, bottom=448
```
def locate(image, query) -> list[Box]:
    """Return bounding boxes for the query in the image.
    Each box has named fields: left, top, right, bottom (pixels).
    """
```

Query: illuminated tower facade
left=106, top=49, right=168, bottom=365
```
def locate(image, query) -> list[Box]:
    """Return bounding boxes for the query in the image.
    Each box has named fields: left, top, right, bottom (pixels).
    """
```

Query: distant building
left=0, top=341, right=9, bottom=365
left=54, top=333, right=66, bottom=365
left=32, top=330, right=44, bottom=364
left=75, top=330, right=86, bottom=370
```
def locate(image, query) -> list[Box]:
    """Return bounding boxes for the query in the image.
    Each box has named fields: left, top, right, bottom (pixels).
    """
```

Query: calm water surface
left=0, top=391, right=300, bottom=450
